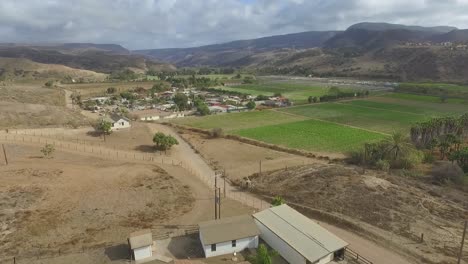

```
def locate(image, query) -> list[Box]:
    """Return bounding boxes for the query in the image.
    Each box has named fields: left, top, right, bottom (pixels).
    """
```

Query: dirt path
left=146, top=123, right=415, bottom=264
left=64, top=89, right=74, bottom=110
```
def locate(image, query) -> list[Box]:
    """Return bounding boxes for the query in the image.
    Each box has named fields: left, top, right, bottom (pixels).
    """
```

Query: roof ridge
left=269, top=207, right=331, bottom=253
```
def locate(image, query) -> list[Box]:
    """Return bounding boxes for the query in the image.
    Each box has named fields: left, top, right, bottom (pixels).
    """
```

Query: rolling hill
left=0, top=44, right=174, bottom=74
left=134, top=31, right=340, bottom=66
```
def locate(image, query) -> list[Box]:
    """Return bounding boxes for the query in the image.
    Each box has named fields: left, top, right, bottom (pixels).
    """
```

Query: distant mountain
left=134, top=31, right=340, bottom=66
left=0, top=45, right=173, bottom=74
left=348, top=22, right=457, bottom=33
left=430, top=29, right=468, bottom=42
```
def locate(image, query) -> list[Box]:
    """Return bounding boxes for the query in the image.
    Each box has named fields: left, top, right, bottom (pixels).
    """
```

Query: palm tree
left=384, top=132, right=411, bottom=160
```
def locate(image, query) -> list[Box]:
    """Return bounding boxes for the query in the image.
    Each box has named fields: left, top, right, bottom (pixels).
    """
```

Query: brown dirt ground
left=177, top=130, right=322, bottom=181
left=0, top=83, right=89, bottom=129
left=249, top=164, right=468, bottom=264
left=61, top=81, right=156, bottom=98
left=0, top=144, right=194, bottom=260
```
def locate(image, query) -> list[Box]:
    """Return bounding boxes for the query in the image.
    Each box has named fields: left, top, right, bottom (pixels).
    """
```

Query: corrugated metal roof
left=253, top=205, right=348, bottom=263
left=198, top=215, right=260, bottom=245
left=128, top=229, right=153, bottom=249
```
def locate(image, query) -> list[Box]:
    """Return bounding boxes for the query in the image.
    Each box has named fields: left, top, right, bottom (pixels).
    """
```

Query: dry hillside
left=249, top=164, right=468, bottom=264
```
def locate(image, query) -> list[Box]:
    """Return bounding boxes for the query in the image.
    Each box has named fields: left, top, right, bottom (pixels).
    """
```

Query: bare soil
left=249, top=164, right=468, bottom=264
left=0, top=144, right=194, bottom=260
left=177, top=130, right=321, bottom=181
left=0, top=83, right=89, bottom=129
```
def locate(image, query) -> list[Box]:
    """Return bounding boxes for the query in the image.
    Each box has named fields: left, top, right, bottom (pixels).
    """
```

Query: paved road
left=146, top=123, right=415, bottom=264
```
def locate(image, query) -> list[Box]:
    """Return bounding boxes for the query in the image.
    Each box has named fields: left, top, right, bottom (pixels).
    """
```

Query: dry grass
left=250, top=164, right=468, bottom=264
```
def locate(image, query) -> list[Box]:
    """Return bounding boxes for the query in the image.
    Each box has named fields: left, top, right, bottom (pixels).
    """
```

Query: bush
left=376, top=159, right=390, bottom=172
left=432, top=162, right=465, bottom=184
left=423, top=152, right=436, bottom=164
left=210, top=128, right=224, bottom=138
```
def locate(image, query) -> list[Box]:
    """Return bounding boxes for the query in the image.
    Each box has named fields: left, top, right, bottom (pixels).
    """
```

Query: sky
left=1, top=0, right=468, bottom=50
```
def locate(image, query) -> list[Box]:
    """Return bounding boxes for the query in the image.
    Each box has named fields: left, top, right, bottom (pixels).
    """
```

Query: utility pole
left=218, top=187, right=221, bottom=219
left=458, top=220, right=467, bottom=264
left=2, top=144, right=8, bottom=165
left=214, top=176, right=218, bottom=220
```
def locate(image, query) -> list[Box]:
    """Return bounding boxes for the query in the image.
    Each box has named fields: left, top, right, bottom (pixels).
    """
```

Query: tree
left=151, top=82, right=171, bottom=95
left=153, top=132, right=179, bottom=151
left=384, top=132, right=410, bottom=160
left=41, top=144, right=55, bottom=158
left=449, top=147, right=468, bottom=172
left=313, top=96, right=318, bottom=103
left=250, top=244, right=277, bottom=264
left=106, top=87, right=116, bottom=94
left=246, top=101, right=256, bottom=110
left=271, top=196, right=285, bottom=207
left=96, top=120, right=113, bottom=141
left=173, top=93, right=189, bottom=111
left=197, top=101, right=210, bottom=116
left=308, top=96, right=313, bottom=104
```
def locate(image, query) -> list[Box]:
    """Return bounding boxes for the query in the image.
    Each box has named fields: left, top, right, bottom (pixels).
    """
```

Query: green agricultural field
left=281, top=103, right=429, bottom=134
left=172, top=110, right=306, bottom=131
left=233, top=119, right=386, bottom=153
left=383, top=93, right=468, bottom=104
left=397, top=82, right=468, bottom=98
left=218, top=82, right=331, bottom=104
left=342, top=97, right=468, bottom=116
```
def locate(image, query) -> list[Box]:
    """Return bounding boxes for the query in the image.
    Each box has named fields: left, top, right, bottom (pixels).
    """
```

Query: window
left=232, top=240, right=236, bottom=247
left=211, top=244, right=216, bottom=252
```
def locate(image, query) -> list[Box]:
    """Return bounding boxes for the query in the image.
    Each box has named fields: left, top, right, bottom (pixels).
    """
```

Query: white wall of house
left=133, top=245, right=152, bottom=261
left=254, top=219, right=306, bottom=264
left=200, top=234, right=258, bottom=258
left=111, top=119, right=131, bottom=130
left=141, top=116, right=160, bottom=121
left=318, top=253, right=334, bottom=264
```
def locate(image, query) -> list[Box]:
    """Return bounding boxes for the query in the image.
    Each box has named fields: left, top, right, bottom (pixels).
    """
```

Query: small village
left=76, top=84, right=292, bottom=123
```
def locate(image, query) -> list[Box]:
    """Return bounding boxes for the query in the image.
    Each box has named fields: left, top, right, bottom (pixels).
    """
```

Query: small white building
left=198, top=215, right=260, bottom=258
left=105, top=114, right=131, bottom=131
left=253, top=205, right=348, bottom=264
left=128, top=230, right=153, bottom=261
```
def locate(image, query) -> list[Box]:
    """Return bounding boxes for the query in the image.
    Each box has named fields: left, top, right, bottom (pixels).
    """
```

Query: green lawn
left=172, top=110, right=306, bottom=131
left=233, top=119, right=386, bottom=153
left=281, top=103, right=429, bottom=134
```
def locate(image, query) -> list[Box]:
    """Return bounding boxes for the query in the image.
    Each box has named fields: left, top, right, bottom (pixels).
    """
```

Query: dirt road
left=146, top=123, right=415, bottom=264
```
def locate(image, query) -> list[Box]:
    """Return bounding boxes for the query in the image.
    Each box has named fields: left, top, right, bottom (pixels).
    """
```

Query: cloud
left=0, top=0, right=468, bottom=49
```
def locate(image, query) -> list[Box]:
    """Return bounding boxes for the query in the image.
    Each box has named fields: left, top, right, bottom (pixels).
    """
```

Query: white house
left=104, top=114, right=131, bottom=131
left=198, top=215, right=260, bottom=258
left=253, top=205, right=348, bottom=264
left=128, top=230, right=153, bottom=261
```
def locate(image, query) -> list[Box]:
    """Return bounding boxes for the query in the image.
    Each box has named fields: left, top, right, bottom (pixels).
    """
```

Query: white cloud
left=0, top=0, right=467, bottom=49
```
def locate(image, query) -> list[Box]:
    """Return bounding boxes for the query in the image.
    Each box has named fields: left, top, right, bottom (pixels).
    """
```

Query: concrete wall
left=133, top=245, right=152, bottom=261
left=201, top=236, right=258, bottom=258
left=254, top=219, right=306, bottom=264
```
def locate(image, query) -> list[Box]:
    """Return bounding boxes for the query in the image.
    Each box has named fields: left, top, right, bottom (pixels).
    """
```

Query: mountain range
left=2, top=22, right=468, bottom=82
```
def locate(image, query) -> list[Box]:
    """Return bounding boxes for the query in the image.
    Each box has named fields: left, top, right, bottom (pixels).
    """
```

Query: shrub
left=423, top=152, right=436, bottom=164
left=432, top=162, right=464, bottom=184
left=41, top=144, right=55, bottom=158
left=376, top=159, right=390, bottom=172
left=210, top=128, right=224, bottom=138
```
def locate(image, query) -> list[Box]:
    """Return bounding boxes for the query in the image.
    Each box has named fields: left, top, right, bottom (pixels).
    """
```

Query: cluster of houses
left=81, top=86, right=292, bottom=123
left=128, top=205, right=349, bottom=264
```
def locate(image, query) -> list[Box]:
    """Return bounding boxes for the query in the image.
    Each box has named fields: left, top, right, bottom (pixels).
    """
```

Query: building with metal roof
left=253, top=204, right=348, bottom=264
left=198, top=215, right=260, bottom=258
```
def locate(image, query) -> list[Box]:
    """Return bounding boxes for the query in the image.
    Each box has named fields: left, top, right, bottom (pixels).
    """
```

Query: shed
left=253, top=205, right=348, bottom=264
left=128, top=229, right=153, bottom=261
left=198, top=215, right=260, bottom=258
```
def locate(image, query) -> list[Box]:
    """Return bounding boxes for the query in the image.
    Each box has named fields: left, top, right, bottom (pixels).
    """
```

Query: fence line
left=345, top=248, right=374, bottom=264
